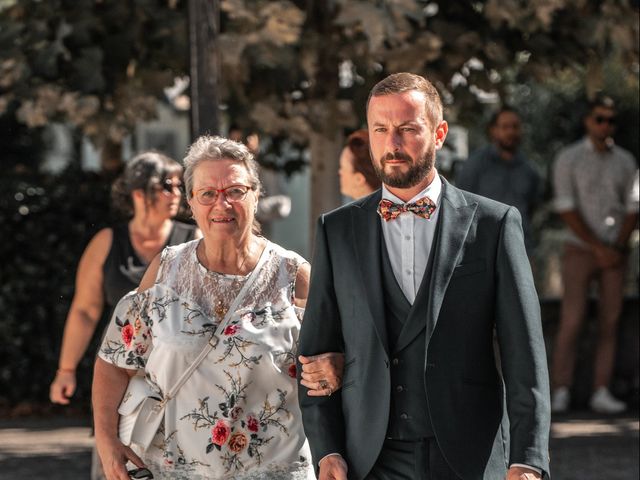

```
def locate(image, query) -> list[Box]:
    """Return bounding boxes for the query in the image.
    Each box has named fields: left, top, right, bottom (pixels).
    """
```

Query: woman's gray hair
left=183, top=135, right=262, bottom=200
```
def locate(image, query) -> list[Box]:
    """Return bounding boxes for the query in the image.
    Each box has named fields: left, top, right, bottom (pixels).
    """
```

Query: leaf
left=206, top=443, right=215, bottom=454
left=335, top=1, right=389, bottom=53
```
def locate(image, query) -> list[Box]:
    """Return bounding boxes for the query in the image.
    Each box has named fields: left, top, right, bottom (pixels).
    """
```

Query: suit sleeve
left=495, top=207, right=551, bottom=476
left=297, top=216, right=347, bottom=470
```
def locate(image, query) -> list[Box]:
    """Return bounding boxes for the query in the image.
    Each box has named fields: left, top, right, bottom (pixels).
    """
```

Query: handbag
left=117, top=244, right=271, bottom=451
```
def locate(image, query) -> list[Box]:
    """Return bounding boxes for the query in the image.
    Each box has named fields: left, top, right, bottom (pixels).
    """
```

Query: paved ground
left=0, top=411, right=638, bottom=479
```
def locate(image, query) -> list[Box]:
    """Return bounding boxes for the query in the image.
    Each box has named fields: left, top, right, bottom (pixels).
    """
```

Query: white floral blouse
left=98, top=239, right=315, bottom=480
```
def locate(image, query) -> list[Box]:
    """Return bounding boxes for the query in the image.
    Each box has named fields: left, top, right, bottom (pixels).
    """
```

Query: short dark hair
left=588, top=94, right=616, bottom=114
left=488, top=106, right=521, bottom=128
left=367, top=72, right=443, bottom=126
left=345, top=129, right=381, bottom=191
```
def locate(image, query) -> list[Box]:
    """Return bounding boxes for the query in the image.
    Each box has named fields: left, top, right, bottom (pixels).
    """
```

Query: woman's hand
left=95, top=434, right=146, bottom=480
left=49, top=370, right=77, bottom=405
left=299, top=352, right=345, bottom=396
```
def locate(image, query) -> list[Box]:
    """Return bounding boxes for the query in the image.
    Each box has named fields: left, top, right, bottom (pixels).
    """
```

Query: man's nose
left=385, top=131, right=401, bottom=151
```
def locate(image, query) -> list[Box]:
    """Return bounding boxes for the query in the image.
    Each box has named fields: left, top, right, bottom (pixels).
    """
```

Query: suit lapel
left=351, top=191, right=390, bottom=356
left=425, top=180, right=477, bottom=346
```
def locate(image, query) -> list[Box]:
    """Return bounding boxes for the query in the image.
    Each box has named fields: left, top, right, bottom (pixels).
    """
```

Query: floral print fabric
left=98, top=240, right=314, bottom=480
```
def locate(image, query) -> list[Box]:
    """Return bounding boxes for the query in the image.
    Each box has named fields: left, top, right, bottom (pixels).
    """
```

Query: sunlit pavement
left=0, top=412, right=638, bottom=479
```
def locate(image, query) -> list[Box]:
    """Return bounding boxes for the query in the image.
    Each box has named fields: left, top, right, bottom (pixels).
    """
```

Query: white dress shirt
left=380, top=174, right=442, bottom=304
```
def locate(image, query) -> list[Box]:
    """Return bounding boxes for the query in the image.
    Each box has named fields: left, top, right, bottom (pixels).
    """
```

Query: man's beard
left=374, top=145, right=436, bottom=188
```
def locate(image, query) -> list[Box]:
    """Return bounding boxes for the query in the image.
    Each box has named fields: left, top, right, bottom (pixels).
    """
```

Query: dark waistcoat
left=381, top=236, right=435, bottom=440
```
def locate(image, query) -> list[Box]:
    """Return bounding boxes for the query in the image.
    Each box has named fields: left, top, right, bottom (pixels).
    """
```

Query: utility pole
left=188, top=0, right=220, bottom=139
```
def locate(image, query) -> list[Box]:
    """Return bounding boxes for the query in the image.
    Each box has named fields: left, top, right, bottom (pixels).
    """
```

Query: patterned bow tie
left=377, top=197, right=437, bottom=222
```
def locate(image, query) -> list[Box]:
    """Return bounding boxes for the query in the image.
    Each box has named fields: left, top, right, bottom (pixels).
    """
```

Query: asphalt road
left=0, top=411, right=638, bottom=479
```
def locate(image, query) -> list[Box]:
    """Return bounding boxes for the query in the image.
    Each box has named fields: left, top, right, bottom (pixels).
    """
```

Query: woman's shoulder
left=266, top=241, right=308, bottom=268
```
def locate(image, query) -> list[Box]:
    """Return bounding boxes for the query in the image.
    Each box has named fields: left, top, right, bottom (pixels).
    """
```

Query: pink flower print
left=288, top=363, right=297, bottom=378
left=246, top=415, right=259, bottom=432
left=211, top=419, right=231, bottom=446
left=224, top=325, right=239, bottom=336
left=121, top=324, right=134, bottom=348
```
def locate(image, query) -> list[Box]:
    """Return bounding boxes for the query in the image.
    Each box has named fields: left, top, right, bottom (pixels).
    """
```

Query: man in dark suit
left=298, top=73, right=550, bottom=480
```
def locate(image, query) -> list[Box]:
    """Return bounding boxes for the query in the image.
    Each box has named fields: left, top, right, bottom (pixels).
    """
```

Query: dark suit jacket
left=298, top=179, right=550, bottom=480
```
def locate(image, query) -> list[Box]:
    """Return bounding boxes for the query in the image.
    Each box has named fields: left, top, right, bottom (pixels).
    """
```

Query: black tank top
left=102, top=221, right=197, bottom=308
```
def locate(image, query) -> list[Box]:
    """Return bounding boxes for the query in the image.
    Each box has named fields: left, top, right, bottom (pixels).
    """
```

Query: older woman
left=338, top=129, right=381, bottom=200
left=93, top=136, right=339, bottom=480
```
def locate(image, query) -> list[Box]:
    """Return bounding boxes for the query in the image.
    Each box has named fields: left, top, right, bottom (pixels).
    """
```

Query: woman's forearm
left=92, top=358, right=130, bottom=441
left=58, top=308, right=101, bottom=371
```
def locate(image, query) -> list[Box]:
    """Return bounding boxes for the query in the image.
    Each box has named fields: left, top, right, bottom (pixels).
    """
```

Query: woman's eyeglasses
left=157, top=179, right=183, bottom=196
left=192, top=184, right=253, bottom=205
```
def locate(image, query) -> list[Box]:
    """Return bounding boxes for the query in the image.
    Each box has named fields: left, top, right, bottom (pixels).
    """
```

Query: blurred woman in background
left=338, top=129, right=381, bottom=200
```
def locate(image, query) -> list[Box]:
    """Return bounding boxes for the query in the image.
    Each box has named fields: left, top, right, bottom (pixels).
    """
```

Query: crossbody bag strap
left=163, top=242, right=272, bottom=401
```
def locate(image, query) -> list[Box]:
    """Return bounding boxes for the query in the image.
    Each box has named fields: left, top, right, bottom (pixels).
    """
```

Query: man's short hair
left=588, top=94, right=616, bottom=114
left=488, top=106, right=521, bottom=128
left=367, top=72, right=443, bottom=126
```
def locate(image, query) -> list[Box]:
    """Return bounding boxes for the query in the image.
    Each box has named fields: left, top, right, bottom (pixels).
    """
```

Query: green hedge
left=0, top=169, right=114, bottom=411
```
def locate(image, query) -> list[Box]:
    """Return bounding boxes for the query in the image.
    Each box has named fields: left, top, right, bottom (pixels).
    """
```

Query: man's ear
left=434, top=120, right=448, bottom=150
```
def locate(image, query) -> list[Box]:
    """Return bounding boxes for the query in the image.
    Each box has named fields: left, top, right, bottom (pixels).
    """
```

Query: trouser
left=552, top=244, right=627, bottom=389
left=365, top=438, right=460, bottom=480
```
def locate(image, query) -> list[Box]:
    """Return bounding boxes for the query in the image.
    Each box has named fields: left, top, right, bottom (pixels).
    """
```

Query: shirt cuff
left=319, top=453, right=343, bottom=467
left=510, top=463, right=542, bottom=475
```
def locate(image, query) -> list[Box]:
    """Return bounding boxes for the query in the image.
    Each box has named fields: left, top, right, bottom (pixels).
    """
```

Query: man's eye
left=200, top=190, right=215, bottom=198
left=227, top=187, right=246, bottom=197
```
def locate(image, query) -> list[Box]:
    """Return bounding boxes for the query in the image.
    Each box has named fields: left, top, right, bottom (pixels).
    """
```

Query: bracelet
left=56, top=368, right=76, bottom=375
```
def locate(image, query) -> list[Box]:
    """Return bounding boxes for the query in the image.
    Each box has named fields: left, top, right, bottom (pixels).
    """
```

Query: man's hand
left=319, top=455, right=348, bottom=480
left=506, top=466, right=542, bottom=480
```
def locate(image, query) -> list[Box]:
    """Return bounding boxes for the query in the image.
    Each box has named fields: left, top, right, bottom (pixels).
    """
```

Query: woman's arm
left=93, top=358, right=146, bottom=480
left=92, top=254, right=162, bottom=479
left=50, top=228, right=111, bottom=405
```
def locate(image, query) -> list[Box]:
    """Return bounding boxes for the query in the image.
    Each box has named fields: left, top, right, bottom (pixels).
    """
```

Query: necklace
left=212, top=243, right=255, bottom=321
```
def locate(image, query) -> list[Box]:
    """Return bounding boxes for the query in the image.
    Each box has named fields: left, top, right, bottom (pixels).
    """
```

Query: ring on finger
left=318, top=379, right=329, bottom=390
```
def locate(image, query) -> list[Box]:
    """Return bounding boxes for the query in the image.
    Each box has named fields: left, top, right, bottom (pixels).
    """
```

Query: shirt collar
left=381, top=171, right=442, bottom=206
left=584, top=136, right=615, bottom=152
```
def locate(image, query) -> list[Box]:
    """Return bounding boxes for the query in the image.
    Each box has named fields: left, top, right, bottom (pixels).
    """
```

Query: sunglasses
left=128, top=467, right=154, bottom=479
left=192, top=184, right=254, bottom=205
left=157, top=179, right=183, bottom=195
left=593, top=115, right=616, bottom=126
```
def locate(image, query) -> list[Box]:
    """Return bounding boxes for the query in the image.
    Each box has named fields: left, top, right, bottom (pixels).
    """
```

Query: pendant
left=215, top=299, right=228, bottom=320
